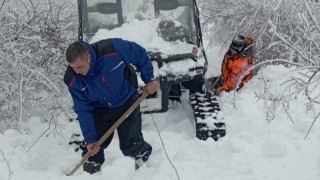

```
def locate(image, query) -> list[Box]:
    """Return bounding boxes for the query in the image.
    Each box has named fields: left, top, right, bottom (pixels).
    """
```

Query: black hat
left=230, top=35, right=245, bottom=53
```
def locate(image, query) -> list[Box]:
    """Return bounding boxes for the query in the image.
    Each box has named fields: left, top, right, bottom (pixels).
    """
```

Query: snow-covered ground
left=1, top=15, right=319, bottom=180
left=0, top=52, right=319, bottom=180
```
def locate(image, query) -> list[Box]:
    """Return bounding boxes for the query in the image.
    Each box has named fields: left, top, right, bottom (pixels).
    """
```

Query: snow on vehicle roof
left=89, top=19, right=205, bottom=79
left=89, top=19, right=194, bottom=56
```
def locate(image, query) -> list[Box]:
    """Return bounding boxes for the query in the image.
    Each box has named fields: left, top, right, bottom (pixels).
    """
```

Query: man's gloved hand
left=87, top=142, right=100, bottom=156
left=145, top=80, right=158, bottom=94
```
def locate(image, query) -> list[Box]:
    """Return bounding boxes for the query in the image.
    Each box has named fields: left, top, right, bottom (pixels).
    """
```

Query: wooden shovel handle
left=67, top=90, right=150, bottom=176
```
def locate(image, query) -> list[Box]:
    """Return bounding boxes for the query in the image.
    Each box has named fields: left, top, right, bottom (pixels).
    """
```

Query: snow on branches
left=0, top=0, right=77, bottom=132
left=200, top=0, right=320, bottom=136
left=199, top=0, right=320, bottom=64
left=256, top=0, right=320, bottom=133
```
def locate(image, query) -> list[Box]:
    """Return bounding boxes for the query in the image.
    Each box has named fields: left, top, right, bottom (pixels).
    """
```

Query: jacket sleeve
left=218, top=71, right=238, bottom=93
left=218, top=53, right=236, bottom=93
left=113, top=38, right=154, bottom=84
left=68, top=87, right=97, bottom=143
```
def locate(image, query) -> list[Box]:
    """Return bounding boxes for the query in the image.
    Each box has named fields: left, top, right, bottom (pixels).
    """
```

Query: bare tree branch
left=0, top=148, right=13, bottom=180
left=304, top=112, right=320, bottom=139
left=0, top=0, right=6, bottom=12
left=26, top=117, right=53, bottom=153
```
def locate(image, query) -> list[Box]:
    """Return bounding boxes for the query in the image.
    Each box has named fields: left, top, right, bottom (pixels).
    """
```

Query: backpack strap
left=91, top=39, right=116, bottom=59
left=124, top=64, right=138, bottom=89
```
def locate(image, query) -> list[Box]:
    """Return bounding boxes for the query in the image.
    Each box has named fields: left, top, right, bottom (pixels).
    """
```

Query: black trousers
left=82, top=95, right=152, bottom=164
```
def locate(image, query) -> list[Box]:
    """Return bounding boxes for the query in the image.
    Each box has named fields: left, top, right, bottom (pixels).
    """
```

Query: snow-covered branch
left=268, top=20, right=318, bottom=66
left=304, top=0, right=320, bottom=33
left=199, top=0, right=320, bottom=66
left=0, top=0, right=77, bottom=131
left=200, top=0, right=320, bottom=134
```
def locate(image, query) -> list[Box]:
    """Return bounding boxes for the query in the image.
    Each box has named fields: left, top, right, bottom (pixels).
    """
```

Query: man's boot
left=134, top=148, right=152, bottom=170
left=83, top=161, right=102, bottom=174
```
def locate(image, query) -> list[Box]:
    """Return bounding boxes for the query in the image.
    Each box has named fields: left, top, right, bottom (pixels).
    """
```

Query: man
left=64, top=38, right=158, bottom=174
left=209, top=35, right=254, bottom=94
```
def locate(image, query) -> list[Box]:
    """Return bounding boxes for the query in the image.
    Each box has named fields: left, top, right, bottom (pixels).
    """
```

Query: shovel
left=66, top=90, right=150, bottom=176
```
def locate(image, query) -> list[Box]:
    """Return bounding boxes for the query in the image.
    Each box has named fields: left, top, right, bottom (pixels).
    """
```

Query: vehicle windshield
left=82, top=0, right=197, bottom=44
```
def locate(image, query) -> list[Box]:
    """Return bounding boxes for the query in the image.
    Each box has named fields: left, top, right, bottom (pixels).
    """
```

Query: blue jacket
left=64, top=38, right=154, bottom=143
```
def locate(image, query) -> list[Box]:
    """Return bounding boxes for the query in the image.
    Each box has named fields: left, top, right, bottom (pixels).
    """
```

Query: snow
left=90, top=19, right=195, bottom=56
left=1, top=11, right=320, bottom=180
left=1, top=51, right=319, bottom=180
left=90, top=19, right=206, bottom=78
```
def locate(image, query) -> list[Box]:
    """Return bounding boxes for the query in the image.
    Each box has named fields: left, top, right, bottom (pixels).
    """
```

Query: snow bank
left=0, top=62, right=319, bottom=180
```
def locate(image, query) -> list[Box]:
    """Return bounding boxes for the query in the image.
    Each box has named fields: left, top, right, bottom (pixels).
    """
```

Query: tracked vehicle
left=76, top=0, right=225, bottom=140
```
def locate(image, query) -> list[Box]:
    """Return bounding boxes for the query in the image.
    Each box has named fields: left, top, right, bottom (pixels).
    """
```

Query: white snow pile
left=90, top=19, right=206, bottom=79
left=0, top=59, right=319, bottom=180
left=90, top=19, right=196, bottom=56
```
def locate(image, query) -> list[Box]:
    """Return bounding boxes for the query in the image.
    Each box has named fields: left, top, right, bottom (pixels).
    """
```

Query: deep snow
left=0, top=18, right=319, bottom=180
left=0, top=55, right=319, bottom=180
